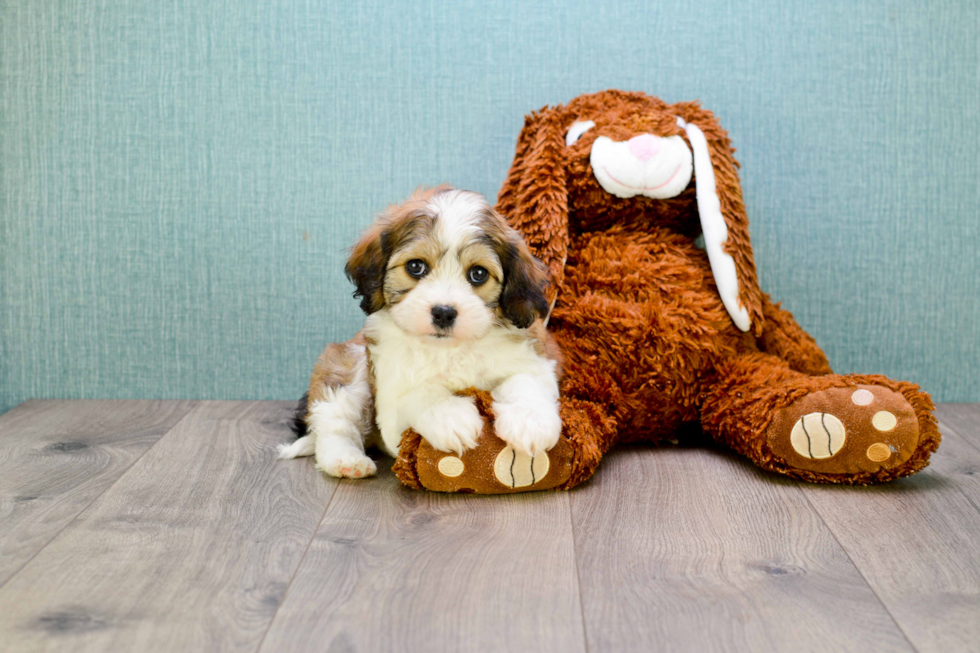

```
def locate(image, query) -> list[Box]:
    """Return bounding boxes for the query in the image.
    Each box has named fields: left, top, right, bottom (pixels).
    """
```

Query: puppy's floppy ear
left=495, top=106, right=569, bottom=315
left=345, top=222, right=387, bottom=315
left=345, top=188, right=441, bottom=314
left=499, top=227, right=551, bottom=329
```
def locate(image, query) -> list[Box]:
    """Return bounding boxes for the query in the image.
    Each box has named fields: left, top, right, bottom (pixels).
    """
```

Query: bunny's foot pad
left=767, top=384, right=920, bottom=475
left=392, top=389, right=574, bottom=493
left=414, top=434, right=573, bottom=493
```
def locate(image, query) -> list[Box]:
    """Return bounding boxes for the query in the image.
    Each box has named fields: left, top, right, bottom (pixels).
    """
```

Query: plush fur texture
left=281, top=187, right=562, bottom=478
left=393, top=90, right=940, bottom=490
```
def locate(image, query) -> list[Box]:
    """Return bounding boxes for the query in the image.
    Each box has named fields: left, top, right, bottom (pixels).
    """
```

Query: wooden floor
left=0, top=401, right=978, bottom=652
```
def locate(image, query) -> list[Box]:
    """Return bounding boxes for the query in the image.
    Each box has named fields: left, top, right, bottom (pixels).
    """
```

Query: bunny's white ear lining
left=676, top=116, right=751, bottom=332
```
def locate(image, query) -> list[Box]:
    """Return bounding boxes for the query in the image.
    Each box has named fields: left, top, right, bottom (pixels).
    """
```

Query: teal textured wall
left=2, top=1, right=978, bottom=413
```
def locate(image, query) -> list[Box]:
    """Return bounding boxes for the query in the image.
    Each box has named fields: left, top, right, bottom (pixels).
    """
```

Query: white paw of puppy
left=493, top=400, right=561, bottom=457
left=415, top=395, right=484, bottom=455
left=314, top=439, right=377, bottom=479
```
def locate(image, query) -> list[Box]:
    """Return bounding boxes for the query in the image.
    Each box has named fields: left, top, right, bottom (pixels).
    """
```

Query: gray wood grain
left=935, top=404, right=980, bottom=455
left=0, top=401, right=336, bottom=653
left=570, top=444, right=912, bottom=653
left=0, top=399, right=195, bottom=587
left=259, top=464, right=586, bottom=653
left=3, top=400, right=979, bottom=653
left=800, top=410, right=980, bottom=653
left=936, top=405, right=980, bottom=506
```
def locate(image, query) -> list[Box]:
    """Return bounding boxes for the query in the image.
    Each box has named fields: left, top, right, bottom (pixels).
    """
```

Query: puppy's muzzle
left=431, top=305, right=457, bottom=329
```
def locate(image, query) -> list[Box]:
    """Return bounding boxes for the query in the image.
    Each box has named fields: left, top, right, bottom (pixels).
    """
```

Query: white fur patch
left=314, top=437, right=377, bottom=478
left=429, top=189, right=485, bottom=244
left=414, top=394, right=485, bottom=455
left=283, top=344, right=378, bottom=479
left=366, top=310, right=561, bottom=457
left=277, top=435, right=315, bottom=459
left=492, top=372, right=561, bottom=456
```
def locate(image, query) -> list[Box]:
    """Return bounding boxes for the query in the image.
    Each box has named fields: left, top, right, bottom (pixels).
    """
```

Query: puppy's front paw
left=315, top=438, right=377, bottom=479
left=493, top=401, right=561, bottom=457
left=415, top=395, right=484, bottom=455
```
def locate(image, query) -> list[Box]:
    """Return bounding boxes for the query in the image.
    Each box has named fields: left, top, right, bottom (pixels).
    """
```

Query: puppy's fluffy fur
left=279, top=186, right=562, bottom=479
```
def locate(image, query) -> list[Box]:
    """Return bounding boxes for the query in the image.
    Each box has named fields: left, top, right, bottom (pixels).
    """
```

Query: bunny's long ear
left=674, top=102, right=764, bottom=336
left=495, top=107, right=569, bottom=317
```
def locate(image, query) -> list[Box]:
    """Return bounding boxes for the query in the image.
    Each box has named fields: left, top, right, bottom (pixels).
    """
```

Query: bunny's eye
left=565, top=120, right=595, bottom=146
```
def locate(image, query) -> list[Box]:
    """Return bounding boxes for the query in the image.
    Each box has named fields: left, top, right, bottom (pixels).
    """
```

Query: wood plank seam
left=258, top=465, right=586, bottom=653
left=568, top=491, right=592, bottom=653
left=0, top=401, right=197, bottom=593
left=796, top=483, right=919, bottom=652
left=933, top=406, right=980, bottom=457
left=253, top=474, right=341, bottom=653
left=0, top=400, right=337, bottom=651
left=934, top=418, right=980, bottom=520
left=938, top=413, right=980, bottom=456
left=569, top=444, right=915, bottom=652
left=955, top=432, right=980, bottom=455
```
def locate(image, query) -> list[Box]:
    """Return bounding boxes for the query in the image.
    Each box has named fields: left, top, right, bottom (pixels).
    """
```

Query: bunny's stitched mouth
left=600, top=163, right=683, bottom=192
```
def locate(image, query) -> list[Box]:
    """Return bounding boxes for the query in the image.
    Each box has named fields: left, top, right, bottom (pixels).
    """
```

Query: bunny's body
left=394, top=91, right=940, bottom=491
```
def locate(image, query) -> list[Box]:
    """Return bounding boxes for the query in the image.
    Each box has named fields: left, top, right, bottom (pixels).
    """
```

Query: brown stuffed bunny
left=394, top=90, right=940, bottom=492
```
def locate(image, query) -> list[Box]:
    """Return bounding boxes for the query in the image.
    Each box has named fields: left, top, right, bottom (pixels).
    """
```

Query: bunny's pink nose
left=627, top=133, right=663, bottom=162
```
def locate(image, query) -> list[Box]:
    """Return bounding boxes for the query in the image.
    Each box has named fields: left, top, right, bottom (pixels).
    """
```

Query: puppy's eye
left=467, top=266, right=489, bottom=286
left=405, top=259, right=428, bottom=278
left=565, top=120, right=595, bottom=147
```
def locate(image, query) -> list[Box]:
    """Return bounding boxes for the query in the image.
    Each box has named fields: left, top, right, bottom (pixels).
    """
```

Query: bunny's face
left=497, top=90, right=764, bottom=334
left=557, top=92, right=703, bottom=236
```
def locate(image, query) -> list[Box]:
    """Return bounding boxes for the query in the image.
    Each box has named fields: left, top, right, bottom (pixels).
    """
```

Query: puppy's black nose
left=431, top=305, right=457, bottom=329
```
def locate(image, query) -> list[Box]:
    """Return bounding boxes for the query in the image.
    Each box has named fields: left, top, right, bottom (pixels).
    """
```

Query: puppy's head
left=346, top=186, right=549, bottom=340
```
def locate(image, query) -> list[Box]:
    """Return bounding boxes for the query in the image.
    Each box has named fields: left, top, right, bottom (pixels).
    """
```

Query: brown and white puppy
left=279, top=186, right=561, bottom=479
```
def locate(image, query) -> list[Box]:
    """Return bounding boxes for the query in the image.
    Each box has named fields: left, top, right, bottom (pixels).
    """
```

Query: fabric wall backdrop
left=1, top=1, right=977, bottom=414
